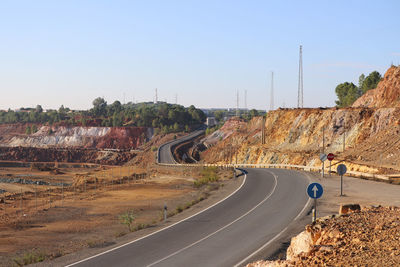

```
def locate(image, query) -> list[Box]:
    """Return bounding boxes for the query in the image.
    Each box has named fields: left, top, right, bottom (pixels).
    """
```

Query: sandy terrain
left=0, top=163, right=235, bottom=266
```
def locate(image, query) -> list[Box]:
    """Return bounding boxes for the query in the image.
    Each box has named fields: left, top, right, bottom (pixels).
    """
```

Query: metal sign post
left=307, top=183, right=324, bottom=223
left=319, top=154, right=327, bottom=178
left=327, top=153, right=334, bottom=176
left=337, top=164, right=347, bottom=196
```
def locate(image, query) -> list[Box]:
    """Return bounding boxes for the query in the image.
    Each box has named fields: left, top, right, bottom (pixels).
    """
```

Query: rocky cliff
left=202, top=106, right=400, bottom=173
left=353, top=65, right=400, bottom=108
left=202, top=66, right=400, bottom=174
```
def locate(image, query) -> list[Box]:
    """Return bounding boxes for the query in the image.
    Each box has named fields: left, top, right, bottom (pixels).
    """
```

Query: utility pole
left=343, top=119, right=346, bottom=152
left=154, top=88, right=158, bottom=104
left=270, top=71, right=274, bottom=110
left=262, top=116, right=266, bottom=144
left=236, top=91, right=239, bottom=117
left=322, top=126, right=325, bottom=178
left=297, top=45, right=303, bottom=108
left=244, top=90, right=247, bottom=114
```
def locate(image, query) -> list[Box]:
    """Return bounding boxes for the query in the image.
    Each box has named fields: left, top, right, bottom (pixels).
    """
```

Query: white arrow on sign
left=312, top=185, right=318, bottom=198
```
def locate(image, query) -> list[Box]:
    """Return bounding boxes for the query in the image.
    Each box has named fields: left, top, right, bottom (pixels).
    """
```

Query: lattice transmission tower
left=297, top=45, right=303, bottom=108
left=270, top=71, right=274, bottom=110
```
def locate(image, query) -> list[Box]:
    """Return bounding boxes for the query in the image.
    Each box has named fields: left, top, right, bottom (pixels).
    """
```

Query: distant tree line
left=0, top=99, right=206, bottom=134
left=210, top=108, right=263, bottom=123
left=335, top=71, right=382, bottom=107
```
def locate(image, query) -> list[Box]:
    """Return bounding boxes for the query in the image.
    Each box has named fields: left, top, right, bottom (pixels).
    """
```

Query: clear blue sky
left=1, top=0, right=400, bottom=111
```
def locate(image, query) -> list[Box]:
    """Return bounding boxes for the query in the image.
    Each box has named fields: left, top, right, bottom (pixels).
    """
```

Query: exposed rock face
left=0, top=125, right=153, bottom=149
left=353, top=66, right=400, bottom=108
left=201, top=118, right=247, bottom=147
left=202, top=107, right=400, bottom=173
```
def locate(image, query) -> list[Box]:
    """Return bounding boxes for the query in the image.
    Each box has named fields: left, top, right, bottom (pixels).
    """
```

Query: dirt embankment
left=248, top=206, right=400, bottom=267
left=0, top=147, right=136, bottom=165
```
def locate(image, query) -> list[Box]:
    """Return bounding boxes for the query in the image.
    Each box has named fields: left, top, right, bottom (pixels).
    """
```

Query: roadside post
left=327, top=153, right=334, bottom=176
left=307, top=182, right=323, bottom=223
left=163, top=203, right=168, bottom=222
left=319, top=153, right=327, bottom=178
left=337, top=164, right=347, bottom=196
left=35, top=181, right=38, bottom=211
left=61, top=182, right=64, bottom=207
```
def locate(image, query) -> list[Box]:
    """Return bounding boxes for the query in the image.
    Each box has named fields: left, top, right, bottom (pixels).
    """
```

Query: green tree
left=249, top=109, right=259, bottom=119
left=35, top=105, right=43, bottom=113
left=112, top=112, right=123, bottom=127
left=25, top=126, right=31, bottom=134
left=31, top=124, right=38, bottom=133
left=360, top=71, right=382, bottom=94
left=92, top=97, right=107, bottom=116
left=214, top=110, right=225, bottom=122
left=58, top=105, right=65, bottom=113
left=358, top=74, right=365, bottom=92
left=335, top=82, right=360, bottom=107
left=173, top=122, right=179, bottom=132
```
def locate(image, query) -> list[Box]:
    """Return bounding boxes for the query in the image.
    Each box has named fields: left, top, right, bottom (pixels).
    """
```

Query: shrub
left=118, top=210, right=136, bottom=232
left=194, top=167, right=219, bottom=187
left=13, top=250, right=46, bottom=266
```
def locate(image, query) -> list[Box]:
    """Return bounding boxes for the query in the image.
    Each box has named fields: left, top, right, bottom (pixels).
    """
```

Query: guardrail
left=157, top=130, right=205, bottom=164
left=156, top=130, right=396, bottom=182
left=158, top=162, right=394, bottom=181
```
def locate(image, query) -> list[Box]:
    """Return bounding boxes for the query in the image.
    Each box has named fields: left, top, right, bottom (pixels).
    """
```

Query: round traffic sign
left=319, top=153, right=327, bottom=162
left=337, top=164, right=347, bottom=176
left=307, top=183, right=323, bottom=199
left=327, top=153, right=334, bottom=161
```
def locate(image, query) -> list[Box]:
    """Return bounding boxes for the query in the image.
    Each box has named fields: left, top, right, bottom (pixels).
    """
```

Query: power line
left=298, top=45, right=303, bottom=108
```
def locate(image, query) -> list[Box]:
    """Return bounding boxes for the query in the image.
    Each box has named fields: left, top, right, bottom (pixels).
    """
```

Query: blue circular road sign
left=307, top=183, right=323, bottom=199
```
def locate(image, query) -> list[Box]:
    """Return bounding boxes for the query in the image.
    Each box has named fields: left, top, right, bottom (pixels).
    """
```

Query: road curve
left=67, top=168, right=310, bottom=267
left=157, top=129, right=205, bottom=164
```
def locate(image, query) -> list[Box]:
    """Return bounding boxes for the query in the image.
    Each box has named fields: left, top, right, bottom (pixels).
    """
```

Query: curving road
left=157, top=129, right=205, bottom=164
left=67, top=168, right=310, bottom=267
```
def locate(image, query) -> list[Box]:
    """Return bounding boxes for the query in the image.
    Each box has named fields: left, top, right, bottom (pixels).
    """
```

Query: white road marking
left=146, top=171, right=278, bottom=267
left=65, top=172, right=247, bottom=267
left=234, top=170, right=313, bottom=267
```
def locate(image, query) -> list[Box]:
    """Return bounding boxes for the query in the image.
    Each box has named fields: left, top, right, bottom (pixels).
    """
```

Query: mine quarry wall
left=202, top=107, right=400, bottom=173
left=0, top=125, right=153, bottom=149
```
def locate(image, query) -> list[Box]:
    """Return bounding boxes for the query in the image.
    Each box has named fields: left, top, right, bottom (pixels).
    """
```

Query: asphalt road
left=157, top=129, right=205, bottom=164
left=67, top=168, right=310, bottom=267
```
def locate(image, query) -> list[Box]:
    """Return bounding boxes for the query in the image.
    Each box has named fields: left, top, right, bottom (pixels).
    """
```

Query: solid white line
left=294, top=171, right=312, bottom=221
left=234, top=170, right=313, bottom=267
left=65, top=171, right=247, bottom=267
left=146, top=171, right=278, bottom=267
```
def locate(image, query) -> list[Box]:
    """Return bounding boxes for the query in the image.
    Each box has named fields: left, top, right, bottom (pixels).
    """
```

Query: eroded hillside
left=0, top=124, right=152, bottom=149
left=202, top=66, right=400, bottom=175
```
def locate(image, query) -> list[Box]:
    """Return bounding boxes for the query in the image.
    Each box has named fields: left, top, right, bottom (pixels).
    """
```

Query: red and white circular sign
left=327, top=153, right=334, bottom=161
